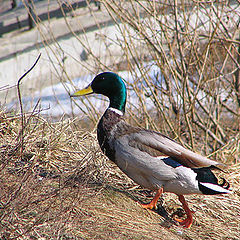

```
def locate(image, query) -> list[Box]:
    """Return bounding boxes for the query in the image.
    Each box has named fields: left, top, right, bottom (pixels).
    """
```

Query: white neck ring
left=108, top=107, right=123, bottom=116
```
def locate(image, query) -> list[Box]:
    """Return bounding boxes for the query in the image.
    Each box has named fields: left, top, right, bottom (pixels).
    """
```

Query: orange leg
left=141, top=188, right=163, bottom=210
left=175, top=195, right=193, bottom=228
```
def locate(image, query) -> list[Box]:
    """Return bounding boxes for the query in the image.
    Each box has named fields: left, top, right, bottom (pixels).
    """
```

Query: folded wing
left=129, top=129, right=225, bottom=169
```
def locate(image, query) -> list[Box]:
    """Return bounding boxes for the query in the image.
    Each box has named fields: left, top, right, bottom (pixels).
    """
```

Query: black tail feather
left=193, top=167, right=230, bottom=195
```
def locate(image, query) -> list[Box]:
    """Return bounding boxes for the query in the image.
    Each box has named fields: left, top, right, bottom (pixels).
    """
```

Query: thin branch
left=17, top=53, right=41, bottom=158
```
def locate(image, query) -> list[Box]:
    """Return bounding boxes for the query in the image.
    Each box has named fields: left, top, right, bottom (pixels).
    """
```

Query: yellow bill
left=70, top=84, right=93, bottom=97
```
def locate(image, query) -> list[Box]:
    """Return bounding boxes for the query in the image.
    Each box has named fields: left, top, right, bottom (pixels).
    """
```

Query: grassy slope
left=0, top=112, right=239, bottom=239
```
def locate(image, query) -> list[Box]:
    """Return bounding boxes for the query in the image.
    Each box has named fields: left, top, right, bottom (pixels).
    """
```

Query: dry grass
left=0, top=110, right=239, bottom=240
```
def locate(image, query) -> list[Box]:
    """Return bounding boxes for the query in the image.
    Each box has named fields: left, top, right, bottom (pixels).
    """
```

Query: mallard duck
left=71, top=72, right=230, bottom=228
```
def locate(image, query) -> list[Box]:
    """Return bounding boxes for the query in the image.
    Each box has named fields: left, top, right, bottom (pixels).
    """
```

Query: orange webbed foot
left=175, top=216, right=193, bottom=228
left=141, top=202, right=157, bottom=210
left=175, top=195, right=194, bottom=228
left=141, top=188, right=163, bottom=210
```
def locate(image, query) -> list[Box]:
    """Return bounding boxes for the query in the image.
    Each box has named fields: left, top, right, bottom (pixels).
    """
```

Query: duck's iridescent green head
left=71, top=72, right=127, bottom=113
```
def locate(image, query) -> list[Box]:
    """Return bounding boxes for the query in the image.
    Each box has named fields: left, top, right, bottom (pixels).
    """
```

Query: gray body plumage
left=97, top=108, right=230, bottom=195
left=113, top=137, right=201, bottom=195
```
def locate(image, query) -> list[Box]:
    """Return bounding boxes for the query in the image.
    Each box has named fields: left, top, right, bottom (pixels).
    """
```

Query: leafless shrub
left=97, top=0, right=240, bottom=156
left=23, top=0, right=240, bottom=158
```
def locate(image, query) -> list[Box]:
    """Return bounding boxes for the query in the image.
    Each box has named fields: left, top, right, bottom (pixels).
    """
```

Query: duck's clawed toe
left=141, top=188, right=163, bottom=210
left=174, top=195, right=194, bottom=228
left=141, top=202, right=157, bottom=210
left=174, top=216, right=193, bottom=228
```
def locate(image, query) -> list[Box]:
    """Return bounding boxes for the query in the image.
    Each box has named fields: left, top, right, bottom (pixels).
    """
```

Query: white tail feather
left=200, top=182, right=231, bottom=194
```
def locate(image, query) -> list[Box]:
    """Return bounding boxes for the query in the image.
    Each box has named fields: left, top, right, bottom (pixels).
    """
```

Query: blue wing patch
left=162, top=157, right=182, bottom=168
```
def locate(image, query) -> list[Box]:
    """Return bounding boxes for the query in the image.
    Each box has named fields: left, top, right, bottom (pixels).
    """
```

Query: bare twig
left=234, top=34, right=240, bottom=131
left=17, top=53, right=41, bottom=158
